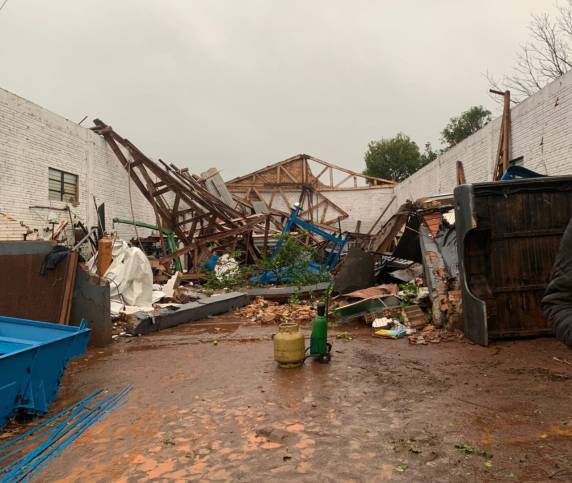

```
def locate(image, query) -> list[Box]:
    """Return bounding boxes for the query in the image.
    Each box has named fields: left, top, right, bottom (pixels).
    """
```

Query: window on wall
left=49, top=168, right=78, bottom=203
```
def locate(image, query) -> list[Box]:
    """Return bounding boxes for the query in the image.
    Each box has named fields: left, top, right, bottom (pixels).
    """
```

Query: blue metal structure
left=500, top=165, right=545, bottom=180
left=0, top=386, right=131, bottom=481
left=249, top=204, right=348, bottom=285
left=0, top=317, right=91, bottom=429
left=274, top=204, right=348, bottom=270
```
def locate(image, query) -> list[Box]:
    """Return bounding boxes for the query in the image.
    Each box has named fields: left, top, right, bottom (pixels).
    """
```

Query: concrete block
left=334, top=248, right=374, bottom=294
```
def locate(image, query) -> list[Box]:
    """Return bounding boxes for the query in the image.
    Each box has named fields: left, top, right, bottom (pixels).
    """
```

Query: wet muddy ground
left=10, top=315, right=572, bottom=481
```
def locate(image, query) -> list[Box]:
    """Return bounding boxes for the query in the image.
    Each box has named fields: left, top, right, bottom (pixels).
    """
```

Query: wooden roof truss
left=226, top=154, right=395, bottom=191
left=91, top=119, right=264, bottom=271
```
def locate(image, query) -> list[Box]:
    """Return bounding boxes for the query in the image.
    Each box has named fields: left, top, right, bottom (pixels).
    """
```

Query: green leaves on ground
left=455, top=442, right=493, bottom=460
left=256, top=232, right=332, bottom=287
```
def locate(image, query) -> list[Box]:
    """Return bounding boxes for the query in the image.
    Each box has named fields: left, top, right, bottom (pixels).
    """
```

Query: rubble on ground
left=408, top=324, right=464, bottom=344
left=235, top=297, right=316, bottom=325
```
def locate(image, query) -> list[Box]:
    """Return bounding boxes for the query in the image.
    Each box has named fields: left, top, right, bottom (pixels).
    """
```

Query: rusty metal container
left=273, top=322, right=305, bottom=368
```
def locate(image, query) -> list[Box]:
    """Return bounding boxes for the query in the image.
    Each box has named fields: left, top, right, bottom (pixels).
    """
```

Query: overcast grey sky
left=0, top=0, right=560, bottom=179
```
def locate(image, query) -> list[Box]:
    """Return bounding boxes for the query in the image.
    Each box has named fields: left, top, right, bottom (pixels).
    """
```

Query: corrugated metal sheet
left=344, top=284, right=399, bottom=299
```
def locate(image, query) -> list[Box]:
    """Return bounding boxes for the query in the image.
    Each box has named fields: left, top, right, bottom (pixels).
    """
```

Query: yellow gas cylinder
left=274, top=322, right=305, bottom=368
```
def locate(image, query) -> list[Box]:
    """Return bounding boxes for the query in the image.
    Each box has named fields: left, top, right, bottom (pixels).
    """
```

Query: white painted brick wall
left=257, top=187, right=394, bottom=233
left=0, top=88, right=156, bottom=241
left=322, top=188, right=395, bottom=232
left=393, top=71, right=572, bottom=208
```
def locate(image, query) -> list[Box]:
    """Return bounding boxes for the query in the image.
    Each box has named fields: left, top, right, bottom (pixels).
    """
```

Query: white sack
left=104, top=240, right=154, bottom=307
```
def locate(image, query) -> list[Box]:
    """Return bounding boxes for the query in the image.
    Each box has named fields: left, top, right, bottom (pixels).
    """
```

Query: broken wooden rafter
left=490, top=90, right=511, bottom=181
left=91, top=119, right=264, bottom=271
left=158, top=214, right=265, bottom=264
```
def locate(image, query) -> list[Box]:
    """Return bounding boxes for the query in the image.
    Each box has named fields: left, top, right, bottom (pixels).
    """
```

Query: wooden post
left=58, top=252, right=79, bottom=324
left=366, top=195, right=396, bottom=235
left=490, top=89, right=511, bottom=180
left=263, top=214, right=271, bottom=255
left=456, top=161, right=466, bottom=185
left=502, top=90, right=511, bottom=173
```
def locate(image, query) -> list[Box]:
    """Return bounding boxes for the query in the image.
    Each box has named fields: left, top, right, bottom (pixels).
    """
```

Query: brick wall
left=0, top=88, right=156, bottom=241
left=322, top=187, right=395, bottom=233
left=393, top=70, right=572, bottom=208
left=255, top=186, right=394, bottom=233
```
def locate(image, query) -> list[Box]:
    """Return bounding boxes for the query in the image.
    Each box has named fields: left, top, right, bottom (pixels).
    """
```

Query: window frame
left=48, top=168, right=79, bottom=203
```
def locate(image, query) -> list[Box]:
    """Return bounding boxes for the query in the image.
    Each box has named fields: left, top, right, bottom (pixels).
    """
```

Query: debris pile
left=333, top=275, right=461, bottom=343
left=340, top=195, right=463, bottom=335
left=235, top=297, right=316, bottom=325
left=408, top=325, right=464, bottom=345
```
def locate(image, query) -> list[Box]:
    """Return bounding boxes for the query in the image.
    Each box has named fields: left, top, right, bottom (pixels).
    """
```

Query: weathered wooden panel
left=455, top=176, right=572, bottom=344
left=0, top=243, right=70, bottom=322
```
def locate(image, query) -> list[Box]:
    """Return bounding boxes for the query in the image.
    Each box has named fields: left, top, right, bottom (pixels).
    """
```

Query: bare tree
left=488, top=1, right=572, bottom=102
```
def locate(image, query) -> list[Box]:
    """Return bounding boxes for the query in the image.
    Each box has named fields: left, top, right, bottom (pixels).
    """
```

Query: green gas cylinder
left=310, top=303, right=329, bottom=359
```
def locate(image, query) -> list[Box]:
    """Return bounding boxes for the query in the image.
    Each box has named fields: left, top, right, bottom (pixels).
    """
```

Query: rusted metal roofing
left=344, top=284, right=399, bottom=299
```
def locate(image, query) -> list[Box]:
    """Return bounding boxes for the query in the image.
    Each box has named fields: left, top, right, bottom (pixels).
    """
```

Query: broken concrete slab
left=129, top=291, right=248, bottom=335
left=390, top=263, right=423, bottom=282
left=246, top=282, right=330, bottom=301
left=333, top=247, right=374, bottom=294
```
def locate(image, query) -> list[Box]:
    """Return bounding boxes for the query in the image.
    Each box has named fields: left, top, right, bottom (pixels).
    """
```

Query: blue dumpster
left=0, top=316, right=91, bottom=429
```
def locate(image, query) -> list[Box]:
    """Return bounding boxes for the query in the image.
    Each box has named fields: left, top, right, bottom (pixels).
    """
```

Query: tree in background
left=420, top=142, right=439, bottom=164
left=363, top=108, right=491, bottom=183
left=363, top=133, right=423, bottom=182
left=440, top=106, right=492, bottom=149
left=489, top=1, right=572, bottom=101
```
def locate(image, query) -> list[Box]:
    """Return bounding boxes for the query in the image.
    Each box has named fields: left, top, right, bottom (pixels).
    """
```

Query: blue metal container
left=0, top=316, right=91, bottom=429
